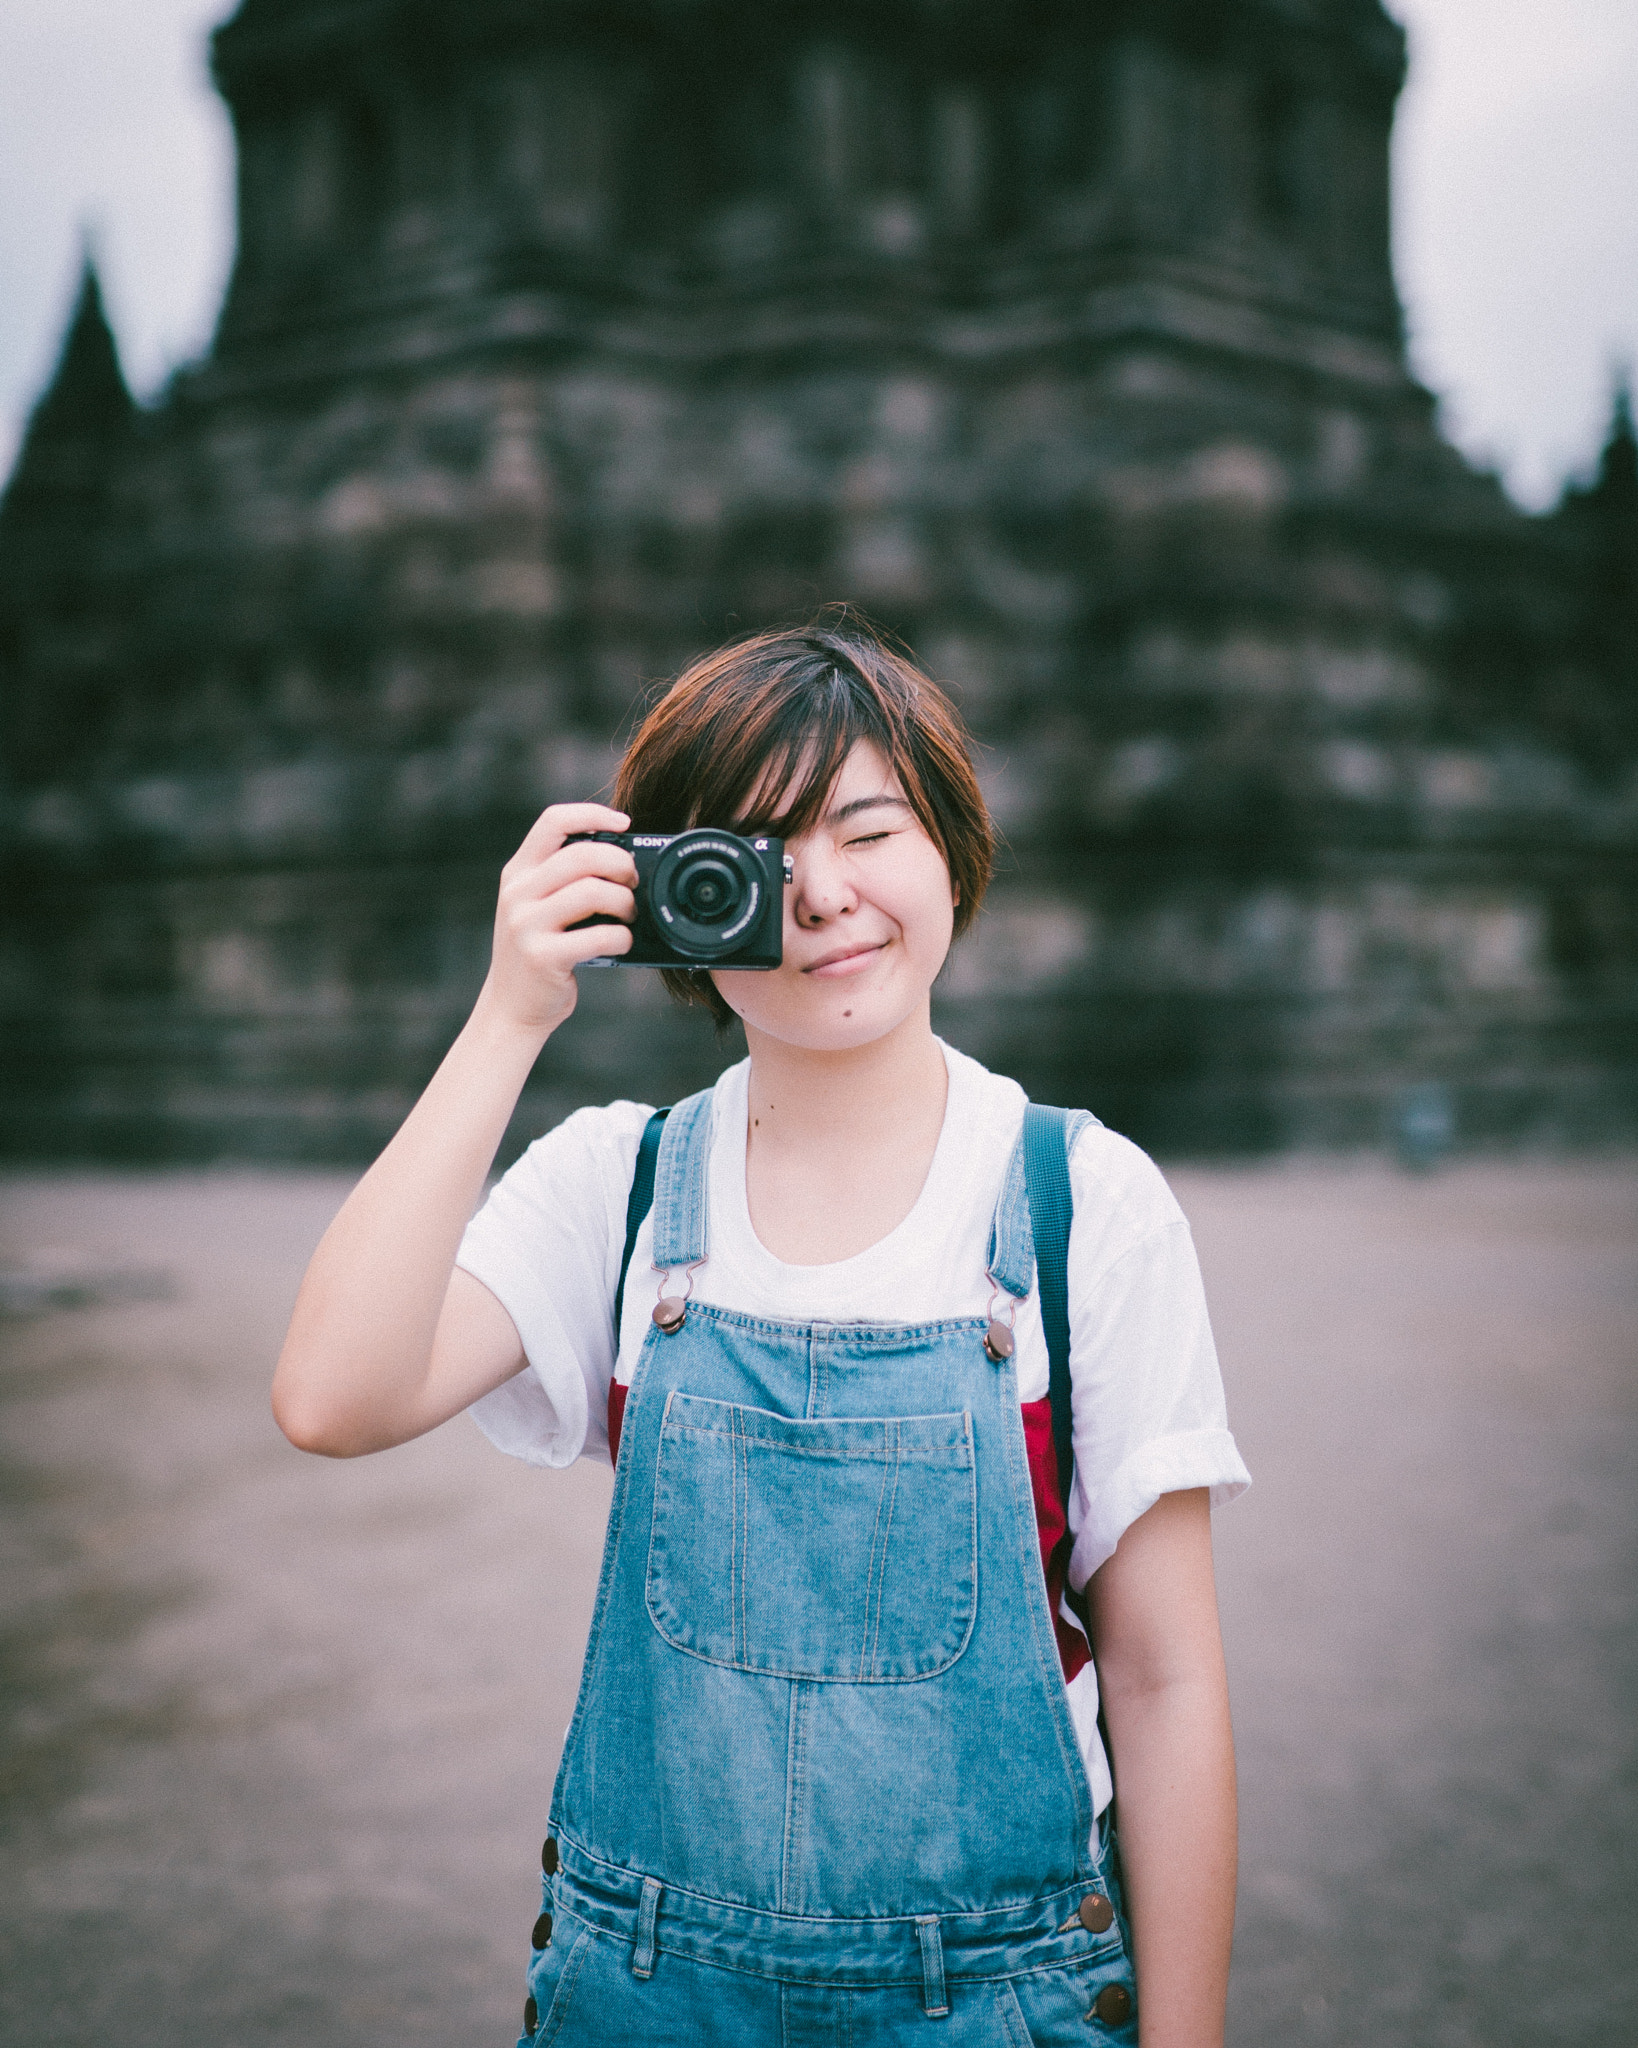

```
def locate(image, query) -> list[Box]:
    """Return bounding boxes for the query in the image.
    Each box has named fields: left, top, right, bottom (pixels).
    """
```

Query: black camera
left=567, top=829, right=791, bottom=969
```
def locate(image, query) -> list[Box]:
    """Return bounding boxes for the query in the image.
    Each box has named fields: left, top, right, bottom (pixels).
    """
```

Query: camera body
left=567, top=828, right=791, bottom=970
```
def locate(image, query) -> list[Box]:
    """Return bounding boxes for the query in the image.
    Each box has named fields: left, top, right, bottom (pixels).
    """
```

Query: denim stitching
left=866, top=1423, right=902, bottom=1680
left=663, top=1392, right=971, bottom=1451
left=631, top=1875, right=662, bottom=1979
left=728, top=1404, right=740, bottom=1668
left=881, top=1422, right=905, bottom=1679
left=735, top=1406, right=750, bottom=1667
left=546, top=1913, right=1120, bottom=1995
left=995, top=1979, right=1034, bottom=2048
left=789, top=1680, right=812, bottom=1915
left=575, top=1939, right=1119, bottom=1995
left=651, top=1087, right=713, bottom=1270
left=779, top=1680, right=810, bottom=1915
left=535, top=1928, right=593, bottom=2046
left=916, top=1916, right=948, bottom=2018
left=646, top=1600, right=977, bottom=1686
left=553, top=1835, right=1111, bottom=1946
left=640, top=1300, right=994, bottom=1342
left=857, top=1423, right=893, bottom=1682
left=987, top=1132, right=1034, bottom=1300
left=559, top=1940, right=1113, bottom=1994
left=806, top=1326, right=827, bottom=1421
left=644, top=1631, right=977, bottom=1685
left=661, top=1429, right=969, bottom=1464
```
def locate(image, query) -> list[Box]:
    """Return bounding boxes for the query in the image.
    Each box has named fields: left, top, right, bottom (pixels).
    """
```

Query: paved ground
left=0, top=1159, right=1633, bottom=2048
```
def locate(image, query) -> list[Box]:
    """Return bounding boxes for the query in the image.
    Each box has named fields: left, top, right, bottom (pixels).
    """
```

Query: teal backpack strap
left=613, top=1107, right=670, bottom=1350
left=1022, top=1102, right=1097, bottom=1517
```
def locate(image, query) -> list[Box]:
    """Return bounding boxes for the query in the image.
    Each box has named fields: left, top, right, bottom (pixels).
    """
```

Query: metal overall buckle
left=652, top=1259, right=705, bottom=1334
left=982, top=1273, right=1018, bottom=1361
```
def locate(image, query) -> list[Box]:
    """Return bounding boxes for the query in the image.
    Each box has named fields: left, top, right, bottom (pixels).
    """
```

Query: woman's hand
left=272, top=800, right=639, bottom=1458
left=480, top=802, right=638, bottom=1036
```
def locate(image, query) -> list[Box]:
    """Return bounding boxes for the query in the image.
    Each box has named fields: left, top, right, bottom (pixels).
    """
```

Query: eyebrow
left=826, top=795, right=913, bottom=825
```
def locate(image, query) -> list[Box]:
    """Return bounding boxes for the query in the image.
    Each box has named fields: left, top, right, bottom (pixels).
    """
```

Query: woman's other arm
left=1087, top=1486, right=1237, bottom=2048
left=271, top=803, right=636, bottom=1457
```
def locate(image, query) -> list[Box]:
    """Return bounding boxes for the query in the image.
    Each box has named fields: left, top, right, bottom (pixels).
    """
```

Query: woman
left=273, top=618, right=1249, bottom=2046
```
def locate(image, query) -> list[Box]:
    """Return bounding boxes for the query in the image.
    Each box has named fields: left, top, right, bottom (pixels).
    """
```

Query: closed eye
left=844, top=831, right=892, bottom=848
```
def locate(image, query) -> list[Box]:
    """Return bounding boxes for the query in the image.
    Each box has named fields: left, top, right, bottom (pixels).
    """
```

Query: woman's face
left=712, top=740, right=957, bottom=1055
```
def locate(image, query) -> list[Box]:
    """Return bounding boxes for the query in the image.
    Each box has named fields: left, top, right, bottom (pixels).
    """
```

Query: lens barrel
left=651, top=832, right=762, bottom=959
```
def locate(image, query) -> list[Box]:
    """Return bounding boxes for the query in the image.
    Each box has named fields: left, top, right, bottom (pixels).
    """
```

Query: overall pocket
left=645, top=1393, right=977, bottom=1682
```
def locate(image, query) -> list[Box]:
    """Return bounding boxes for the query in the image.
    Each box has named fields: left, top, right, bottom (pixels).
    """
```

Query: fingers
left=504, top=832, right=638, bottom=913
left=510, top=800, right=629, bottom=870
left=494, top=878, right=634, bottom=977
left=486, top=801, right=640, bottom=1033
left=537, top=875, right=636, bottom=933
left=558, top=920, right=634, bottom=965
left=536, top=837, right=639, bottom=897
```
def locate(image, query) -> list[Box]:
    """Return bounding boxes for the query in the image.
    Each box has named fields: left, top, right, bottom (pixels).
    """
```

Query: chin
left=798, top=1016, right=898, bottom=1055
left=733, top=986, right=924, bottom=1055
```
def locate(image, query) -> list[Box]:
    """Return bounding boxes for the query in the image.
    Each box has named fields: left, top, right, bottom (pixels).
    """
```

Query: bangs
left=724, top=654, right=901, bottom=841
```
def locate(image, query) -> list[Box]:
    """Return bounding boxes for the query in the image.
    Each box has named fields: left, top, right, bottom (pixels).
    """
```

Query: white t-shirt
left=459, top=1040, right=1249, bottom=1817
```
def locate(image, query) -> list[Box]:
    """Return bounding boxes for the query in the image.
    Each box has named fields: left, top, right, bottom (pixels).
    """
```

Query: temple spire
left=1591, top=375, right=1637, bottom=514
left=0, top=243, right=136, bottom=630
left=1, top=247, right=133, bottom=525
left=30, top=250, right=133, bottom=436
left=1558, top=374, right=1638, bottom=551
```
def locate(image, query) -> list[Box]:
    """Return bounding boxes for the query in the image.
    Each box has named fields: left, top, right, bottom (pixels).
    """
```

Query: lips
left=802, top=939, right=887, bottom=978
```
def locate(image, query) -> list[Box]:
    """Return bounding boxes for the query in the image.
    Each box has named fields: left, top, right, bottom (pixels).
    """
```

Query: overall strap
left=1022, top=1103, right=1097, bottom=1515
left=650, top=1086, right=715, bottom=1270
left=613, top=1107, right=670, bottom=1350
left=613, top=1085, right=714, bottom=1348
left=985, top=1136, right=1034, bottom=1300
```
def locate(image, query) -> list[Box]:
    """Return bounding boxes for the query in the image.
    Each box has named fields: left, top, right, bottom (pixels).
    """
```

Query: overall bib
left=521, top=1090, right=1139, bottom=2047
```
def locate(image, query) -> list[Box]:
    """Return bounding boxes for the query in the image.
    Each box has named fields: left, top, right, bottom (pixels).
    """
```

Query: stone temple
left=1, top=0, right=1634, bottom=1159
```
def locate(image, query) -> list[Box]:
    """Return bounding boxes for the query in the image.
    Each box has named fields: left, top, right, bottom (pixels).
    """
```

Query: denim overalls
left=521, top=1089, right=1138, bottom=2046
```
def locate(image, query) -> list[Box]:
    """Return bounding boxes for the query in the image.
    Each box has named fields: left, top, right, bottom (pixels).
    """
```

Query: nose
left=789, top=837, right=857, bottom=929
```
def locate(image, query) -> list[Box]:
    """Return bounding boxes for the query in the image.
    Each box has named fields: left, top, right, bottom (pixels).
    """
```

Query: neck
left=741, top=1005, right=947, bottom=1156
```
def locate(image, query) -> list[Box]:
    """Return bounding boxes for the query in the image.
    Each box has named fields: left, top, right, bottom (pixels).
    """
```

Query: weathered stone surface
left=1, top=0, right=1634, bottom=1157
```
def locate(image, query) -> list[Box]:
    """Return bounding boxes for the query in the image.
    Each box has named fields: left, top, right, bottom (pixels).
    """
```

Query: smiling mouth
left=803, top=941, right=887, bottom=978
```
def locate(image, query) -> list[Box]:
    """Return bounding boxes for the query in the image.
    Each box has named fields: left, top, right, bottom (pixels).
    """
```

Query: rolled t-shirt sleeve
left=1064, top=1135, right=1250, bottom=1589
left=457, top=1099, right=653, bottom=1468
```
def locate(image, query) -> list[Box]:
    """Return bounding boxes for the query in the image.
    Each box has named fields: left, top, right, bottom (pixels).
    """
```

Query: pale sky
left=1, top=0, right=1634, bottom=510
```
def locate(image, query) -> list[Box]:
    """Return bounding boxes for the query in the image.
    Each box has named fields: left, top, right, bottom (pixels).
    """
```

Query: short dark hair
left=614, top=613, right=994, bottom=1026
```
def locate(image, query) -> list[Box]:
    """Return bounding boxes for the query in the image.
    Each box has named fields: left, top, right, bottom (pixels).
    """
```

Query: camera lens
left=651, top=832, right=761, bottom=960
left=677, top=858, right=737, bottom=924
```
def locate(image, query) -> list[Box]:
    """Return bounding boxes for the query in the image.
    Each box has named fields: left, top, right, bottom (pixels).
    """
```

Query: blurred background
left=1, top=0, right=1635, bottom=1155
left=1, top=3, right=1634, bottom=2044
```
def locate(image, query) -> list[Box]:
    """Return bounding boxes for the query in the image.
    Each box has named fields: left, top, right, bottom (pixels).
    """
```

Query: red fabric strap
left=1021, top=1396, right=1092, bottom=1682
left=608, top=1380, right=629, bottom=1468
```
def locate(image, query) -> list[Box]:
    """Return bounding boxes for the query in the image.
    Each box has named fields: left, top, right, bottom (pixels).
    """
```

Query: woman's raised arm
left=270, top=802, right=636, bottom=1457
